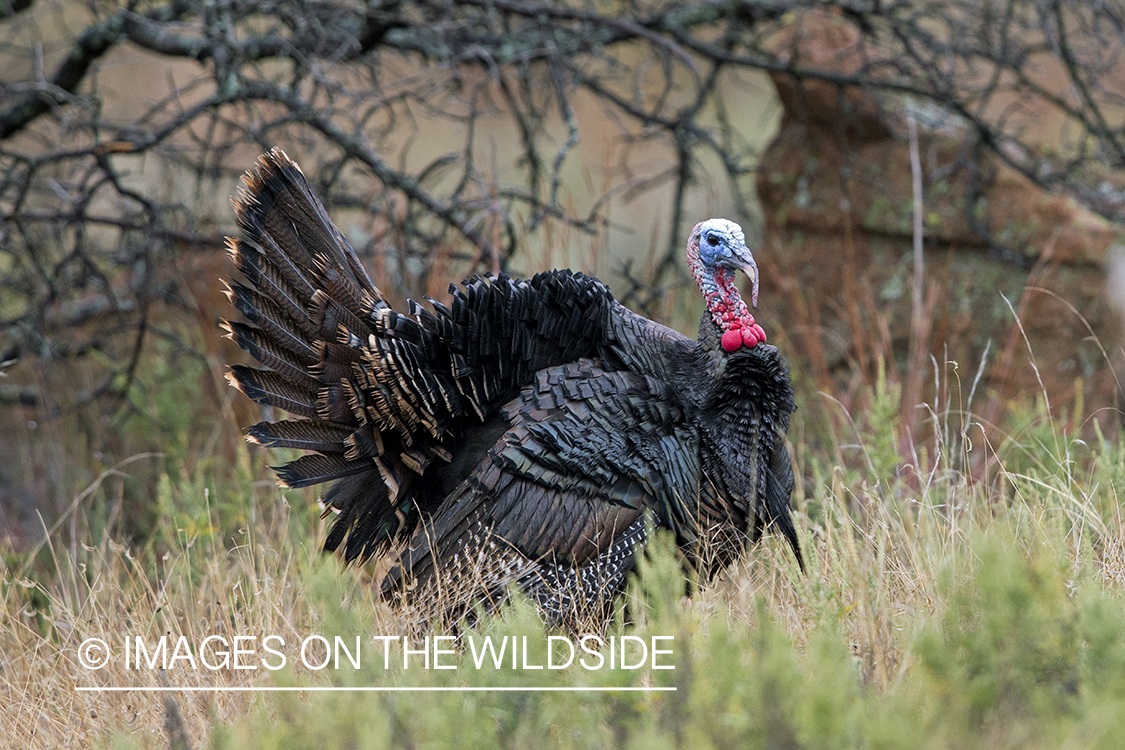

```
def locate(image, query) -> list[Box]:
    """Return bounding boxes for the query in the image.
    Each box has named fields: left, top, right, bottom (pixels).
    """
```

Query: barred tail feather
left=246, top=420, right=353, bottom=452
left=275, top=453, right=369, bottom=489
left=222, top=320, right=320, bottom=392
left=227, top=238, right=316, bottom=333
left=227, top=366, right=318, bottom=419
left=321, top=473, right=403, bottom=563
left=222, top=281, right=317, bottom=361
left=233, top=149, right=377, bottom=301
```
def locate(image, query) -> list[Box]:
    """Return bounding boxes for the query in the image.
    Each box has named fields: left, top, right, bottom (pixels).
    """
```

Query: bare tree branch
left=3, top=0, right=1124, bottom=414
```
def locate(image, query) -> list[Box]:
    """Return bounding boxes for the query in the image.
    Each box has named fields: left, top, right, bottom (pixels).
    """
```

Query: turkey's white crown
left=697, top=218, right=745, bottom=247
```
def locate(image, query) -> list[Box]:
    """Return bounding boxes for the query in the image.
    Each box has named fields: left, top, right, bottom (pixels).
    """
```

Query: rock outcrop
left=755, top=11, right=1124, bottom=429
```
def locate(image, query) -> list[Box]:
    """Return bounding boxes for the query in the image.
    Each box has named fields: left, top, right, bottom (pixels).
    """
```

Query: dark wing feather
left=385, top=360, right=701, bottom=624
left=763, top=439, right=803, bottom=570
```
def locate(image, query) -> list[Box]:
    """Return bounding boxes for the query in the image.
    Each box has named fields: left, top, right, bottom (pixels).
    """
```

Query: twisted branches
left=2, top=0, right=1124, bottom=412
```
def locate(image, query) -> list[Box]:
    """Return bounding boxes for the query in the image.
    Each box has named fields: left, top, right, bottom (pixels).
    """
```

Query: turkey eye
left=706, top=235, right=720, bottom=247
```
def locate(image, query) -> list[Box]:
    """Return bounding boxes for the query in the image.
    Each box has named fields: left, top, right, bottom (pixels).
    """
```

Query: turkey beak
left=740, top=258, right=759, bottom=308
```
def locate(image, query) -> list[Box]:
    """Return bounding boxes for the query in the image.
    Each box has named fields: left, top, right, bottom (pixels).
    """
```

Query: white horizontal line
left=77, top=686, right=675, bottom=693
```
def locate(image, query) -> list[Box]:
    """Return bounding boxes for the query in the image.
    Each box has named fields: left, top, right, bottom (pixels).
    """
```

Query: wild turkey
left=224, top=149, right=801, bottom=628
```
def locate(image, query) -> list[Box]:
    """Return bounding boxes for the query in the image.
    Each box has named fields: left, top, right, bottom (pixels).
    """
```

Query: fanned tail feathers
left=224, top=149, right=617, bottom=563
left=224, top=149, right=402, bottom=558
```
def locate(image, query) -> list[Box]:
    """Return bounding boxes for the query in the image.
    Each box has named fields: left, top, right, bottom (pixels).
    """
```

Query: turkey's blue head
left=687, top=218, right=766, bottom=352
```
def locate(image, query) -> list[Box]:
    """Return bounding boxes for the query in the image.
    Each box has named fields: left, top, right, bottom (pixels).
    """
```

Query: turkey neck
left=696, top=343, right=795, bottom=501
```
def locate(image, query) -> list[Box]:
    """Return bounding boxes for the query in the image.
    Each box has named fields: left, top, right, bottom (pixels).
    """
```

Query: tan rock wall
left=755, top=13, right=1124, bottom=428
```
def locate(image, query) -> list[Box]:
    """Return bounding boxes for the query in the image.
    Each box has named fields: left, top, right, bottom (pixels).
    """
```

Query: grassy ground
left=3, top=290, right=1125, bottom=749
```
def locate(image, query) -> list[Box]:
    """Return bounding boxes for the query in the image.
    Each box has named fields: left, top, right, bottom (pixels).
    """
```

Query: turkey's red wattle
left=693, top=250, right=765, bottom=351
left=721, top=330, right=743, bottom=352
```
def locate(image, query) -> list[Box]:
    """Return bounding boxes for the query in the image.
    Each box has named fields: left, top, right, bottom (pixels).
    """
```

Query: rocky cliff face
left=754, top=11, right=1124, bottom=429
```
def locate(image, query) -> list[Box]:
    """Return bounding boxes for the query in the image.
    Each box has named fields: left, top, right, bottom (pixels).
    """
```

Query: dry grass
left=4, top=367, right=1123, bottom=747
left=1, top=464, right=380, bottom=747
